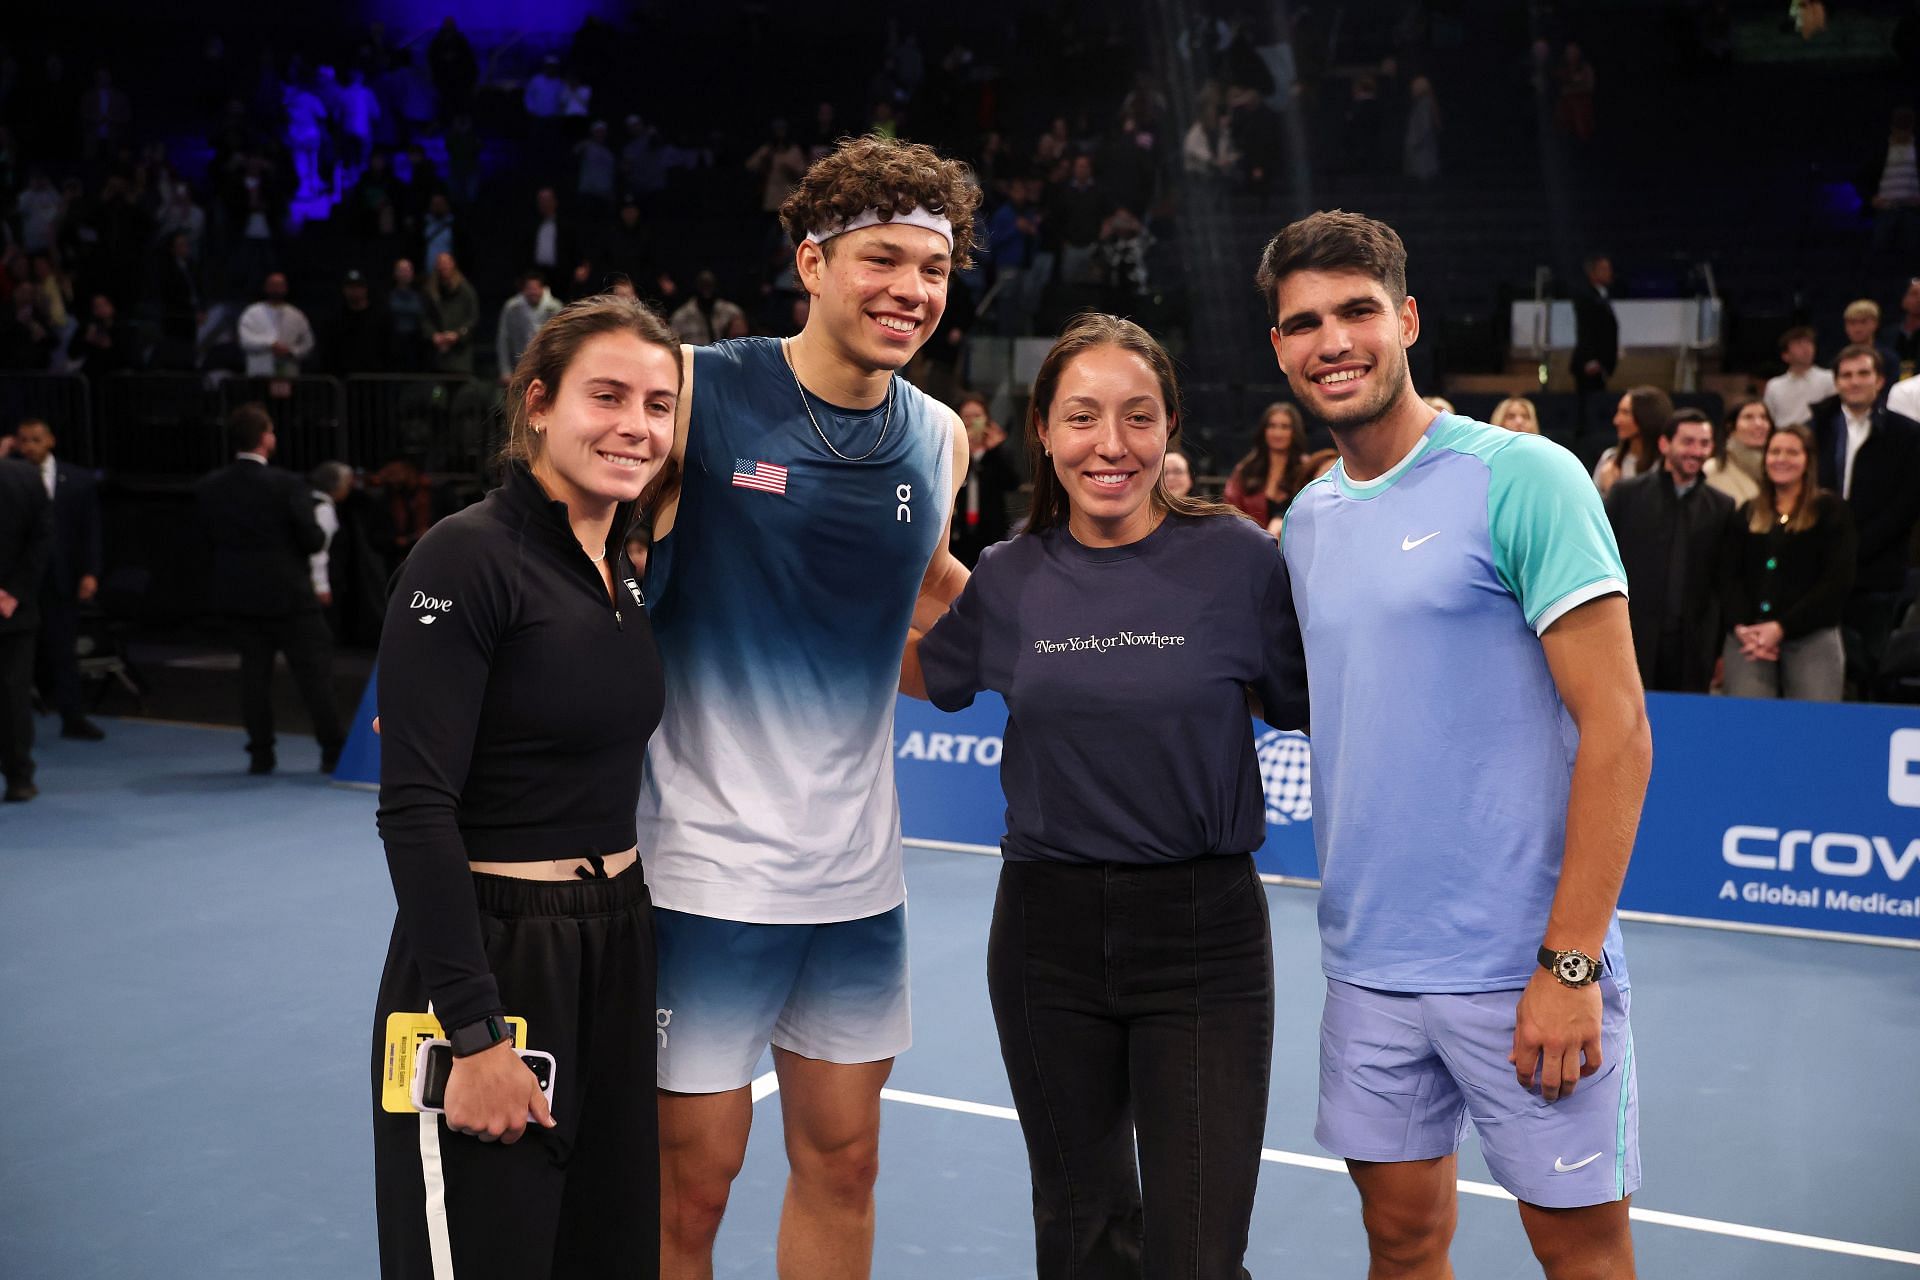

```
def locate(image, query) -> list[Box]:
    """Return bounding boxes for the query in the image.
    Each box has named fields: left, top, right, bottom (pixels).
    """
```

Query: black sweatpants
left=371, top=867, right=659, bottom=1280
left=988, top=854, right=1274, bottom=1280
left=0, top=629, right=34, bottom=787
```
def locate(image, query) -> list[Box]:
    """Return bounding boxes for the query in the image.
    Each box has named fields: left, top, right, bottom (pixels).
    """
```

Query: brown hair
left=228, top=402, right=274, bottom=452
left=1254, top=210, right=1408, bottom=324
left=499, top=294, right=682, bottom=486
left=1833, top=342, right=1886, bottom=379
left=1022, top=313, right=1242, bottom=537
left=1777, top=324, right=1816, bottom=353
left=1717, top=395, right=1773, bottom=463
left=1618, top=385, right=1671, bottom=473
left=1231, top=402, right=1309, bottom=498
left=778, top=135, right=981, bottom=269
left=1749, top=423, right=1824, bottom=534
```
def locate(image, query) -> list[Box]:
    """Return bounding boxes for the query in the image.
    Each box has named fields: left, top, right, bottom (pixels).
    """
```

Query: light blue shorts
left=653, top=904, right=911, bottom=1094
left=1315, top=977, right=1640, bottom=1209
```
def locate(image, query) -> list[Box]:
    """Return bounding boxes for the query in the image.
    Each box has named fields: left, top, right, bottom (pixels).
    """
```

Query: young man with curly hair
left=637, top=134, right=979, bottom=1279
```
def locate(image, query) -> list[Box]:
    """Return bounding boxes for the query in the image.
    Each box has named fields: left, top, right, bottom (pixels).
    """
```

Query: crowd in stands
left=3, top=7, right=1920, bottom=718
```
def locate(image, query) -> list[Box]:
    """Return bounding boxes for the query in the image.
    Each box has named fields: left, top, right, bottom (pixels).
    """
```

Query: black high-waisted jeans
left=987, top=853, right=1274, bottom=1279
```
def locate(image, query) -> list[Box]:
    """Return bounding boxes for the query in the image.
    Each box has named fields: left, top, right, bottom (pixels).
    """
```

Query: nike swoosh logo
left=1401, top=531, right=1441, bottom=551
left=1554, top=1152, right=1603, bottom=1173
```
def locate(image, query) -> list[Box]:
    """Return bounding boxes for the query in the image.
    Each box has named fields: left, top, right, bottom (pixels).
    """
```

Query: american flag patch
left=732, top=458, right=789, bottom=495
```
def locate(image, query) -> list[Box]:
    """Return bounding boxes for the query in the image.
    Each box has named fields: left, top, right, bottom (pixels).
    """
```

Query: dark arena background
left=3, top=1, right=1919, bottom=1276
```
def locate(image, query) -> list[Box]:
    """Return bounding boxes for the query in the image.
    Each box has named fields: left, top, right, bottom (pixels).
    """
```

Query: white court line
left=756, top=1077, right=1920, bottom=1266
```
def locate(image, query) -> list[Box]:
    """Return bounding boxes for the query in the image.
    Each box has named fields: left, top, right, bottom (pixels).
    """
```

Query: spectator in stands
left=1763, top=325, right=1834, bottom=428
left=523, top=56, right=569, bottom=119
left=1554, top=42, right=1596, bottom=142
left=1422, top=394, right=1456, bottom=415
left=1595, top=385, right=1669, bottom=495
left=598, top=195, right=653, bottom=296
left=65, top=293, right=135, bottom=390
left=1047, top=152, right=1115, bottom=289
left=1863, top=107, right=1920, bottom=258
left=668, top=269, right=747, bottom=346
left=1886, top=276, right=1920, bottom=379
left=1403, top=76, right=1441, bottom=181
left=385, top=258, right=428, bottom=372
left=1302, top=447, right=1341, bottom=483
left=1571, top=253, right=1619, bottom=396
left=526, top=187, right=581, bottom=285
left=746, top=118, right=808, bottom=221
left=1839, top=299, right=1901, bottom=388
left=1182, top=106, right=1240, bottom=182
left=18, top=171, right=63, bottom=256
left=496, top=271, right=562, bottom=386
left=0, top=282, right=57, bottom=370
left=13, top=418, right=103, bottom=742
left=0, top=449, right=51, bottom=802
left=1605, top=407, right=1733, bottom=692
left=1224, top=402, right=1307, bottom=531
left=987, top=176, right=1044, bottom=336
left=622, top=116, right=670, bottom=205
left=1491, top=397, right=1541, bottom=433
left=1808, top=345, right=1920, bottom=696
left=950, top=390, right=1021, bottom=567
left=427, top=17, right=477, bottom=119
left=424, top=251, right=478, bottom=376
left=574, top=119, right=617, bottom=215
left=1717, top=423, right=1854, bottom=701
left=1163, top=448, right=1193, bottom=498
left=1705, top=396, right=1772, bottom=507
left=444, top=113, right=481, bottom=206
left=420, top=191, right=464, bottom=278
left=283, top=78, right=330, bottom=201
left=30, top=254, right=71, bottom=333
left=155, top=183, right=207, bottom=260
left=193, top=402, right=344, bottom=775
left=238, top=272, right=314, bottom=377
left=324, top=268, right=390, bottom=376
left=77, top=67, right=131, bottom=161
left=152, top=231, right=203, bottom=369
left=337, top=68, right=380, bottom=172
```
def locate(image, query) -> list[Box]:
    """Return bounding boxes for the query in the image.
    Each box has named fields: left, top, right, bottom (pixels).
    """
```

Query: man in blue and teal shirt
left=1263, top=210, right=1654, bottom=1277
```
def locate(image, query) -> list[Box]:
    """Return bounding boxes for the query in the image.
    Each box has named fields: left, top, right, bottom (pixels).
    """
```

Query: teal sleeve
left=1486, top=436, right=1628, bottom=632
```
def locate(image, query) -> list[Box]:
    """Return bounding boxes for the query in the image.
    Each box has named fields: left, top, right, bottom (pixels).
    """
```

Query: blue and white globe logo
left=1256, top=729, right=1313, bottom=826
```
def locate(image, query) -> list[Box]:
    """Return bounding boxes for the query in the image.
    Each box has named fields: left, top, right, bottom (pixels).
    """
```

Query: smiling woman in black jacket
left=1717, top=423, right=1856, bottom=701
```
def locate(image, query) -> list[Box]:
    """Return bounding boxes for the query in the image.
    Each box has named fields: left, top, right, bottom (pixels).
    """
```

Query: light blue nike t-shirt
left=1281, top=414, right=1631, bottom=993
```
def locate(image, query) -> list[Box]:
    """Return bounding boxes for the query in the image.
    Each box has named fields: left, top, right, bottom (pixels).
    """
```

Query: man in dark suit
left=1571, top=253, right=1619, bottom=396
left=12, top=418, right=105, bottom=741
left=1605, top=408, right=1735, bottom=692
left=0, top=455, right=53, bottom=801
left=194, top=402, right=345, bottom=774
left=1809, top=344, right=1920, bottom=696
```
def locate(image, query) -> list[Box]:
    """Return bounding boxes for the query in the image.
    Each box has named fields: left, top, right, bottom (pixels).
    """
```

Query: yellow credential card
left=379, top=1012, right=528, bottom=1113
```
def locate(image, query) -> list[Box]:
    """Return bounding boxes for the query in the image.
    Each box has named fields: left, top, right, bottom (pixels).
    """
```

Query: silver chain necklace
left=783, top=339, right=893, bottom=462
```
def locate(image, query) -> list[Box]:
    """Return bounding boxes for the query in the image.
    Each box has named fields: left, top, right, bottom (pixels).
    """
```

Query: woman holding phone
left=370, top=295, right=678, bottom=1278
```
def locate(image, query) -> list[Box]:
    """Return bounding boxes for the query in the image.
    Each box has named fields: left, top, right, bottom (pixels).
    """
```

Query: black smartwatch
left=447, top=1012, right=512, bottom=1058
left=1537, top=945, right=1602, bottom=988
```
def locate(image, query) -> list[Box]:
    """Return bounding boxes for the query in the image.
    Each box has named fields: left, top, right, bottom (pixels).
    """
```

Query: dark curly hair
left=778, top=135, right=981, bottom=270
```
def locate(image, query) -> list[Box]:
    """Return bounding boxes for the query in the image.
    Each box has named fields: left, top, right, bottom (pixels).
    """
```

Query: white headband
left=805, top=205, right=954, bottom=252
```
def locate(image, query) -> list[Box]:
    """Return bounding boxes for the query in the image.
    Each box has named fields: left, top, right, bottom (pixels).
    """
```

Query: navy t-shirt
left=918, top=513, right=1309, bottom=865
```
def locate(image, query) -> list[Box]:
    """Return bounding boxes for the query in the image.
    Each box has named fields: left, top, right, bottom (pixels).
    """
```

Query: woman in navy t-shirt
left=907, top=314, right=1308, bottom=1278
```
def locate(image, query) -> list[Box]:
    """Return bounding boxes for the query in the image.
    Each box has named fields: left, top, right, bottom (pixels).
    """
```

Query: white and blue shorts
left=653, top=904, right=911, bottom=1094
left=1315, top=976, right=1640, bottom=1209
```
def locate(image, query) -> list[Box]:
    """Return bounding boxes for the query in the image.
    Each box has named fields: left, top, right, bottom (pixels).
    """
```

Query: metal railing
left=1, top=372, right=503, bottom=480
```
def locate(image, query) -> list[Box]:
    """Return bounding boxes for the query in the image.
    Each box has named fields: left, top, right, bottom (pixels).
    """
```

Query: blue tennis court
left=3, top=718, right=1916, bottom=1277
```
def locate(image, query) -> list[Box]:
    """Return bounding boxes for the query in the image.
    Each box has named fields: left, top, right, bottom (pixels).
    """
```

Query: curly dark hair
left=778, top=135, right=981, bottom=270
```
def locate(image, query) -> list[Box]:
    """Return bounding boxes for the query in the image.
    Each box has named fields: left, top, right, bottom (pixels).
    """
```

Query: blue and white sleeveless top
left=637, top=337, right=954, bottom=922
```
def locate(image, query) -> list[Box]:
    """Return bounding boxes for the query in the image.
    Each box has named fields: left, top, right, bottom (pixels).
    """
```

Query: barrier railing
left=3, top=372, right=503, bottom=480
left=344, top=375, right=504, bottom=476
